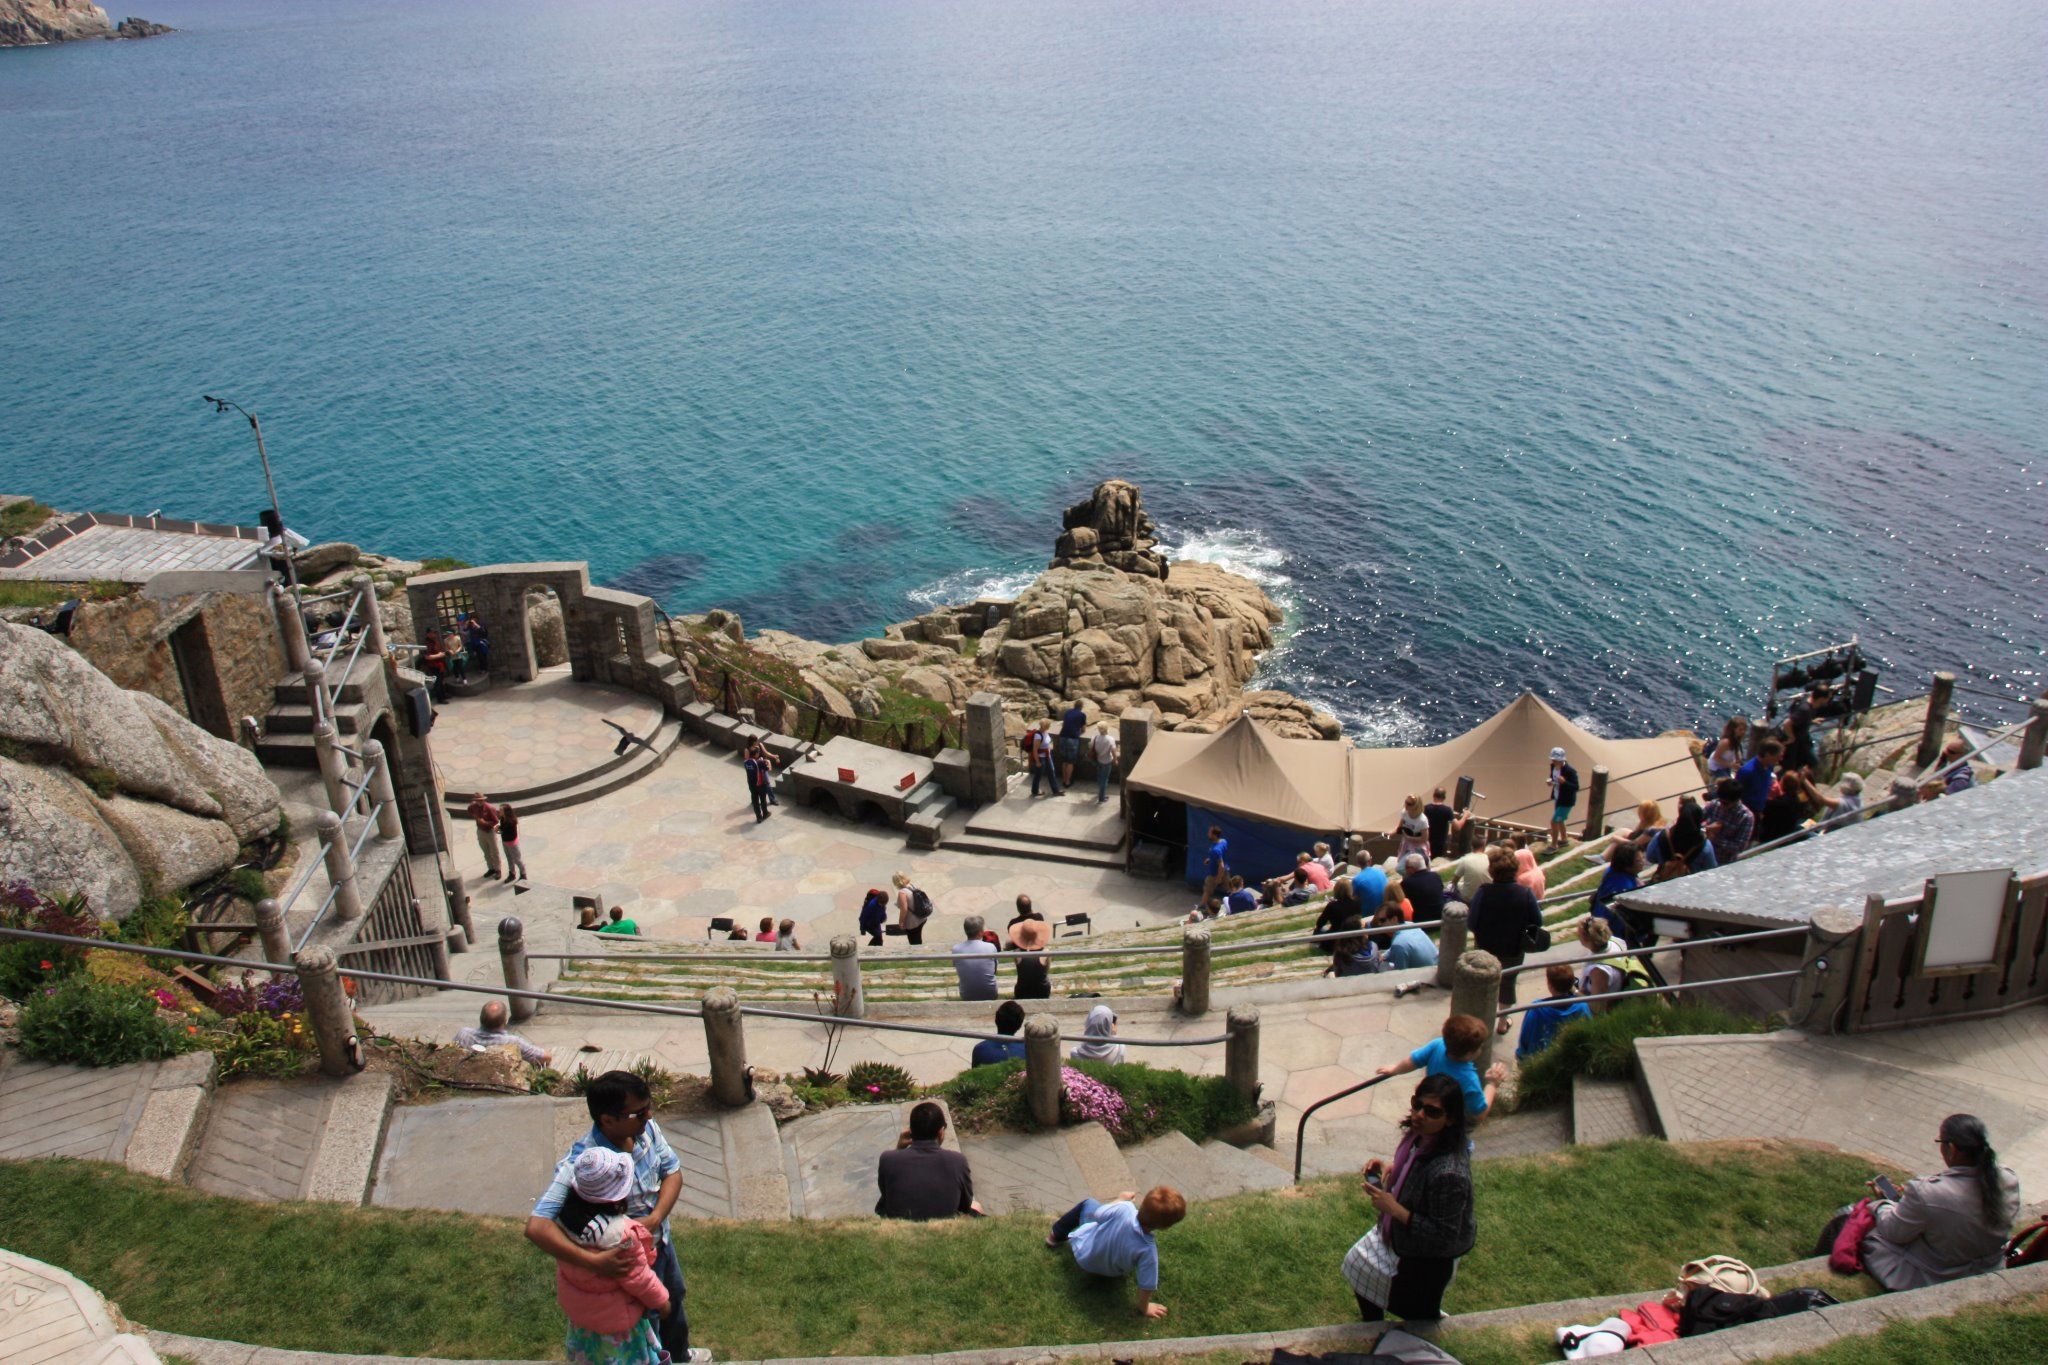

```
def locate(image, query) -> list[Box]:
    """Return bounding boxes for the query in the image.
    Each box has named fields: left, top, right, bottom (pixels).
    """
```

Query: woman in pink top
left=754, top=915, right=777, bottom=943
left=1514, top=847, right=1547, bottom=898
left=554, top=1149, right=669, bottom=1364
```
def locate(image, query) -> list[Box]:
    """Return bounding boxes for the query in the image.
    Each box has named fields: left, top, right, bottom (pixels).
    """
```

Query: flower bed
left=938, top=1058, right=1256, bottom=1144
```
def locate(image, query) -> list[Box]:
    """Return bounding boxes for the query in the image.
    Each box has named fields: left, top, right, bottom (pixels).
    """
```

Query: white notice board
left=1915, top=868, right=2014, bottom=976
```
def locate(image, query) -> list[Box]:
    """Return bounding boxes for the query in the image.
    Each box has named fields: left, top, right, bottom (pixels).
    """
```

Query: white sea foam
left=1569, top=712, right=1617, bottom=739
left=1162, top=525, right=1294, bottom=591
left=905, top=563, right=1039, bottom=611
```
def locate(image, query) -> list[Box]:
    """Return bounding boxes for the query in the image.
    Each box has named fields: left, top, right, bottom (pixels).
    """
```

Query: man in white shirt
left=951, top=916, right=999, bottom=1001
left=454, top=999, right=552, bottom=1065
left=1090, top=724, right=1119, bottom=803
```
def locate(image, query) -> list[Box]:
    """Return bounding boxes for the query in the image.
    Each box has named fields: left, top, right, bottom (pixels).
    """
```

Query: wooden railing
left=1848, top=870, right=2048, bottom=1032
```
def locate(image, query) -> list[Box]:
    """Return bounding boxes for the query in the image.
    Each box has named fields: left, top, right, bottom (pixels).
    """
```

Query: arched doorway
left=519, top=585, right=566, bottom=682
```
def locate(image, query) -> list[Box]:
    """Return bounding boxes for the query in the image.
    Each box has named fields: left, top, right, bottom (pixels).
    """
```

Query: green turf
left=0, top=1140, right=1890, bottom=1360
left=1757, top=1291, right=2048, bottom=1364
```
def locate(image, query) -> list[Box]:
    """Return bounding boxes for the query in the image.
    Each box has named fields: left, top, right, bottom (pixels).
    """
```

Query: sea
left=4, top=0, right=2043, bottom=744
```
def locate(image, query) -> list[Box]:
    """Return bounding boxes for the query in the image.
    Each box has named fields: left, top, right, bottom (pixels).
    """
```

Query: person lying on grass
left=1374, top=1013, right=1507, bottom=1119
left=1045, top=1184, right=1187, bottom=1319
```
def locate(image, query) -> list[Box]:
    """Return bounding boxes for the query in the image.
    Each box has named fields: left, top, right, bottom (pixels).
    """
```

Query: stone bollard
left=354, top=573, right=387, bottom=659
left=301, top=656, right=329, bottom=727
left=1023, top=1015, right=1062, bottom=1127
left=1225, top=1006, right=1261, bottom=1103
left=703, top=987, right=752, bottom=1106
left=295, top=944, right=359, bottom=1077
left=1581, top=765, right=1610, bottom=841
left=363, top=738, right=403, bottom=841
left=274, top=582, right=313, bottom=675
left=498, top=916, right=535, bottom=1023
left=314, top=809, right=364, bottom=926
left=1451, top=950, right=1504, bottom=1072
left=1915, top=672, right=1956, bottom=771
left=1794, top=903, right=1867, bottom=1034
left=2019, top=696, right=2048, bottom=772
left=311, top=716, right=349, bottom=818
left=1179, top=924, right=1212, bottom=1015
left=255, top=897, right=292, bottom=966
left=444, top=877, right=475, bottom=951
left=829, top=935, right=864, bottom=1018
left=425, top=902, right=453, bottom=981
left=1435, top=904, right=1469, bottom=990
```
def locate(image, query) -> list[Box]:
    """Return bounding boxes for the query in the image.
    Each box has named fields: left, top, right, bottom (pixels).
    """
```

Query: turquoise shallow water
left=4, top=0, right=2043, bottom=741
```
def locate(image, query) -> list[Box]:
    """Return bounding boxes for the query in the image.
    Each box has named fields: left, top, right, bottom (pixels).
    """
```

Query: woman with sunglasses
left=1342, top=1074, right=1476, bottom=1326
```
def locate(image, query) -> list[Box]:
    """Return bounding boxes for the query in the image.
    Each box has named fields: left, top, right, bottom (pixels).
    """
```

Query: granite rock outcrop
left=0, top=0, right=169, bottom=44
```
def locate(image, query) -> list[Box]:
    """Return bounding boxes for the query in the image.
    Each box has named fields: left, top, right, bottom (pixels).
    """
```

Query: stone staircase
left=942, top=775, right=1126, bottom=869
left=252, top=653, right=386, bottom=768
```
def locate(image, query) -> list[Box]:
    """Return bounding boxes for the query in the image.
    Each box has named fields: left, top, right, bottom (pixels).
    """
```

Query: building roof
left=1616, top=767, right=2048, bottom=930
left=1127, top=714, right=1351, bottom=831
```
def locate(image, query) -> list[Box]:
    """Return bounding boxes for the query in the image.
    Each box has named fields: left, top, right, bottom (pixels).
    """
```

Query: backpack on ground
left=907, top=886, right=935, bottom=925
left=1678, top=1285, right=1837, bottom=1337
left=2006, top=1217, right=2048, bottom=1268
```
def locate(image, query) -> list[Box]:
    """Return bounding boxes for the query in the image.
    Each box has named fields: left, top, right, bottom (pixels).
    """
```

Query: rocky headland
left=0, top=1, right=170, bottom=46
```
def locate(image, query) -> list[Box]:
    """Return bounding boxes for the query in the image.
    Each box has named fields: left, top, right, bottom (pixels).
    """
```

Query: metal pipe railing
left=1495, top=969, right=1804, bottom=1017
left=1498, top=924, right=1805, bottom=978
left=1293, top=1072, right=1392, bottom=1183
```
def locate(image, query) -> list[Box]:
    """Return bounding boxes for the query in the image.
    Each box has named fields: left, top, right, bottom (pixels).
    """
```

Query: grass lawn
left=0, top=1140, right=1886, bottom=1360
left=1757, top=1291, right=2048, bottom=1363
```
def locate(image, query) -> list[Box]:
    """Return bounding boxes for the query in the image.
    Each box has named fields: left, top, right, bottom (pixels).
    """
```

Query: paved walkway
left=430, top=669, right=666, bottom=796
left=0, top=1248, right=160, bottom=1363
left=0, top=518, right=261, bottom=582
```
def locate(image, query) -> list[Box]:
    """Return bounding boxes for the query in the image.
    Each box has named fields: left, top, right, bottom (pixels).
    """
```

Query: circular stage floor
left=430, top=666, right=666, bottom=799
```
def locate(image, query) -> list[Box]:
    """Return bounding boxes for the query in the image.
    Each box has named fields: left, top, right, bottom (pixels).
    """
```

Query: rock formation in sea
left=0, top=1, right=170, bottom=45
left=0, top=622, right=282, bottom=920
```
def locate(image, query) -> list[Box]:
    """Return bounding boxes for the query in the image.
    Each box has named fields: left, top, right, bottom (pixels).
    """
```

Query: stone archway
left=519, top=585, right=566, bottom=682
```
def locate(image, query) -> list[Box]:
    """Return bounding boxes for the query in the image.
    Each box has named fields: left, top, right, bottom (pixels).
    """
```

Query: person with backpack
left=743, top=751, right=773, bottom=822
left=858, top=888, right=890, bottom=947
left=892, top=871, right=934, bottom=946
left=1025, top=719, right=1063, bottom=797
left=1575, top=915, right=1655, bottom=1006
left=1546, top=746, right=1580, bottom=849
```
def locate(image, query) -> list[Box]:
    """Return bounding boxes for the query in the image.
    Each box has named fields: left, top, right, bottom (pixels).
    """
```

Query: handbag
left=1521, top=920, right=1550, bottom=953
left=1341, top=1221, right=1400, bottom=1307
left=1678, top=1256, right=1762, bottom=1297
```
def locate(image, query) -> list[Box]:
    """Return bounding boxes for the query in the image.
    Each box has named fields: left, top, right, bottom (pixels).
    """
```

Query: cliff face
left=0, top=0, right=112, bottom=45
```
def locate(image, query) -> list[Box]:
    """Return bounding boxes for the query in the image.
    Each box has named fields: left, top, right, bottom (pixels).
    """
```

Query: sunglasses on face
left=1412, top=1101, right=1447, bottom=1120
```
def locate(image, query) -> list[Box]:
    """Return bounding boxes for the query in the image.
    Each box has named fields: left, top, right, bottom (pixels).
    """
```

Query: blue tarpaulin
left=1184, top=805, right=1340, bottom=888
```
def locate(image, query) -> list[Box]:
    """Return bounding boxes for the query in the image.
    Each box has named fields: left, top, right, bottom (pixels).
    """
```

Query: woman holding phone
left=1859, top=1113, right=2020, bottom=1291
left=1341, top=1074, right=1476, bottom=1325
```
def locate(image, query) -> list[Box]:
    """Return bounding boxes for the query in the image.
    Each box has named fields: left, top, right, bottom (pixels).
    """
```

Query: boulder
left=0, top=757, right=143, bottom=918
left=294, top=542, right=360, bottom=578
left=528, top=592, right=568, bottom=667
left=93, top=794, right=238, bottom=893
left=135, top=694, right=281, bottom=840
left=0, top=1, right=114, bottom=46
left=896, top=665, right=964, bottom=709
left=859, top=637, right=922, bottom=663
left=113, top=16, right=173, bottom=38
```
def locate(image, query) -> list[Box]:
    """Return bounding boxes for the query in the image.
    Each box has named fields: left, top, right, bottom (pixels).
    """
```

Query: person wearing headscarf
left=1860, top=1113, right=2022, bottom=1291
left=1070, top=1005, right=1127, bottom=1066
left=1513, top=847, right=1546, bottom=898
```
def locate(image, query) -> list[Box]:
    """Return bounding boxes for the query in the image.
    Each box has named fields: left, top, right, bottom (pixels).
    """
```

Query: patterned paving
left=1572, top=1076, right=1653, bottom=1145
left=0, top=1060, right=157, bottom=1163
left=432, top=668, right=666, bottom=795
left=187, top=1081, right=334, bottom=1202
left=780, top=1105, right=905, bottom=1219
left=0, top=520, right=261, bottom=582
left=665, top=1114, right=740, bottom=1220
left=957, top=1128, right=1101, bottom=1216
left=0, top=1249, right=132, bottom=1364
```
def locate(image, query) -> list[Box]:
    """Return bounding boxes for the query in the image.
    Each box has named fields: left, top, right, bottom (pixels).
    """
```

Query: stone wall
left=63, top=575, right=285, bottom=740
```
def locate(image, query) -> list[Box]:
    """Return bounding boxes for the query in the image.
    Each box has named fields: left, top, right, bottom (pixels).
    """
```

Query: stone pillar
left=498, top=916, right=535, bottom=1023
left=1225, top=1005, right=1261, bottom=1104
left=1451, top=950, right=1504, bottom=1072
left=354, top=573, right=387, bottom=660
left=312, top=717, right=349, bottom=818
left=829, top=934, right=863, bottom=1018
left=965, top=692, right=1007, bottom=803
left=295, top=945, right=358, bottom=1078
left=255, top=897, right=291, bottom=966
left=301, top=657, right=329, bottom=727
left=274, top=582, right=312, bottom=675
left=1179, top=924, right=1211, bottom=1015
left=1023, top=1015, right=1062, bottom=1127
left=445, top=876, right=475, bottom=951
left=1915, top=672, right=1956, bottom=771
left=1581, top=765, right=1610, bottom=841
left=1118, top=705, right=1157, bottom=780
left=1793, top=903, right=1865, bottom=1034
left=362, top=739, right=403, bottom=841
left=314, top=809, right=363, bottom=927
left=703, top=987, right=751, bottom=1106
left=2018, top=696, right=2048, bottom=772
left=1435, top=903, right=1468, bottom=990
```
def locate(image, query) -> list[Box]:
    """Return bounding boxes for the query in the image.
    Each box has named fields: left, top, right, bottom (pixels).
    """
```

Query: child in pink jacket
left=554, top=1148, right=670, bottom=1364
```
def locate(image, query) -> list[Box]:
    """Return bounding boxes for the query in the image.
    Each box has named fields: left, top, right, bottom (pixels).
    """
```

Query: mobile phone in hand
left=1365, top=1171, right=1384, bottom=1189
left=1872, top=1176, right=1901, bottom=1202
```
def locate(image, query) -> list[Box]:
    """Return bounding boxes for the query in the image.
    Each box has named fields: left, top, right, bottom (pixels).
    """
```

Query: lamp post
left=203, top=394, right=300, bottom=595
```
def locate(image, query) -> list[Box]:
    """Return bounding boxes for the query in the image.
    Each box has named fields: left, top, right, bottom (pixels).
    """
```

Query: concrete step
left=442, top=715, right=686, bottom=817
left=0, top=1052, right=215, bottom=1179
left=272, top=656, right=383, bottom=706
left=1571, top=1074, right=1654, bottom=1145
left=945, top=831, right=1126, bottom=870
left=779, top=1100, right=958, bottom=1220
left=1199, top=1137, right=1294, bottom=1192
left=184, top=1070, right=395, bottom=1205
left=1123, top=1130, right=1228, bottom=1200
left=261, top=700, right=373, bottom=736
left=251, top=730, right=326, bottom=768
left=957, top=1120, right=1131, bottom=1216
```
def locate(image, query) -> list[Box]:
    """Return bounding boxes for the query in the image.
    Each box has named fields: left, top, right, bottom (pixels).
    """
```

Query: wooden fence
left=1848, top=870, right=2048, bottom=1032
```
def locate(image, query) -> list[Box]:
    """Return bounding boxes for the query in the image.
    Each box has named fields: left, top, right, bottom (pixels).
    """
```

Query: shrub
left=1515, top=998, right=1769, bottom=1108
left=213, top=1010, right=313, bottom=1080
left=0, top=499, right=51, bottom=537
left=80, top=766, right=121, bottom=799
left=1068, top=1061, right=1257, bottom=1142
left=418, top=556, right=472, bottom=573
left=0, top=883, right=100, bottom=1000
left=115, top=894, right=188, bottom=950
left=83, top=950, right=196, bottom=1010
left=229, top=868, right=270, bottom=904
left=17, top=978, right=194, bottom=1067
left=844, top=1059, right=916, bottom=1101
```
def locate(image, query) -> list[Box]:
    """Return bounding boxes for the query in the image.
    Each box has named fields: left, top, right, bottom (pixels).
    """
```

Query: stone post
left=1581, top=765, right=1610, bottom=841
left=445, top=877, right=475, bottom=951
left=1179, top=924, right=1212, bottom=1015
left=829, top=934, right=864, bottom=1019
left=425, top=902, right=453, bottom=982
left=1118, top=706, right=1157, bottom=787
left=1023, top=1015, right=1062, bottom=1127
left=1451, top=950, right=1504, bottom=1072
left=703, top=987, right=751, bottom=1106
left=363, top=739, right=403, bottom=841
left=1225, top=1005, right=1261, bottom=1104
left=1434, top=903, right=1469, bottom=990
left=274, top=582, right=312, bottom=675
left=312, top=717, right=349, bottom=818
left=314, top=809, right=364, bottom=927
left=255, top=897, right=291, bottom=966
left=1915, top=672, right=1956, bottom=771
left=498, top=916, right=535, bottom=1023
left=1793, top=903, right=1865, bottom=1034
left=300, top=657, right=329, bottom=727
left=965, top=692, right=1007, bottom=803
left=295, top=945, right=358, bottom=1078
left=2018, top=696, right=2048, bottom=772
left=354, top=573, right=387, bottom=659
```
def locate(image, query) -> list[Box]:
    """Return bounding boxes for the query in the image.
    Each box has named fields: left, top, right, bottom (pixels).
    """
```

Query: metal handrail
left=1495, top=968, right=1803, bottom=1017
left=1293, top=1072, right=1393, bottom=1182
left=313, top=593, right=361, bottom=664
left=1457, top=750, right=1707, bottom=827
left=298, top=590, right=351, bottom=607
left=1498, top=924, right=1805, bottom=978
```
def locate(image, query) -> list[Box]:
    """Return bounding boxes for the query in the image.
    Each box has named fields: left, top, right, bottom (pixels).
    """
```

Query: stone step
left=0, top=1052, right=215, bottom=1179
left=1123, top=1130, right=1231, bottom=1200
left=944, top=831, right=1127, bottom=870
left=184, top=1070, right=395, bottom=1205
left=1199, top=1137, right=1294, bottom=1193
left=260, top=700, right=373, bottom=736
left=272, top=656, right=383, bottom=706
left=1571, top=1074, right=1654, bottom=1145
left=445, top=714, right=684, bottom=807
left=957, top=1120, right=1132, bottom=1216
left=779, top=1099, right=958, bottom=1220
left=441, top=715, right=687, bottom=817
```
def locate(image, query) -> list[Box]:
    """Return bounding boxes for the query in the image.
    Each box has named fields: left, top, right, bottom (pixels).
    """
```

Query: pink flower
left=866, top=1083, right=881, bottom=1093
left=39, top=960, right=52, bottom=970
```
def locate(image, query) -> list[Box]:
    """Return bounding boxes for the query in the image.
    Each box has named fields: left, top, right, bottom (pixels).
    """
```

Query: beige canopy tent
left=1126, top=693, right=1702, bottom=838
